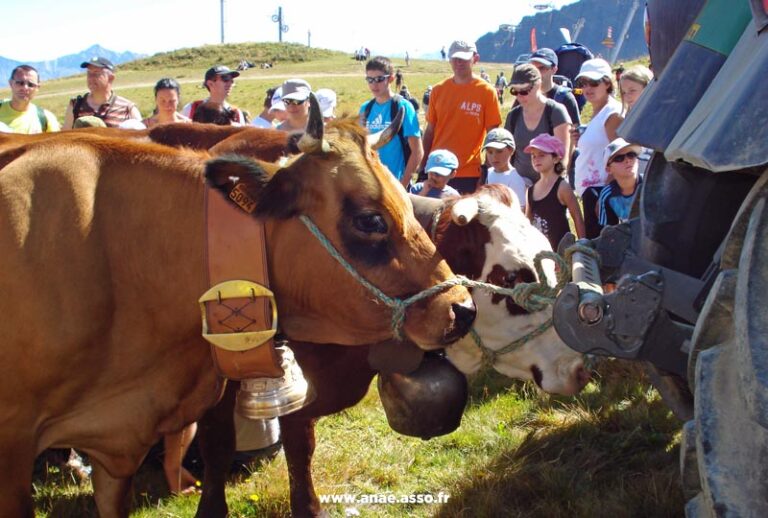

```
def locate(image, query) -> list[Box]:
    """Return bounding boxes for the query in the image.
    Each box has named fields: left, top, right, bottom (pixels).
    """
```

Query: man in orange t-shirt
left=422, top=40, right=502, bottom=193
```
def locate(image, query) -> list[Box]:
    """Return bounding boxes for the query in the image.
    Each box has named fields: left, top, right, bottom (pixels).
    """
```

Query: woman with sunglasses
left=276, top=78, right=312, bottom=132
left=596, top=138, right=642, bottom=229
left=572, top=58, right=624, bottom=238
left=503, top=64, right=572, bottom=185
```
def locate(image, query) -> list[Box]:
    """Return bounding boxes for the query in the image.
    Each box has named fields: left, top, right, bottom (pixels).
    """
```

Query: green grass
left=33, top=361, right=683, bottom=518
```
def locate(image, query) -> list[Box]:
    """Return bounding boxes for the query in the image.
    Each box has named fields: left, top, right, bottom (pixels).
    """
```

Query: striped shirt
left=71, top=93, right=139, bottom=128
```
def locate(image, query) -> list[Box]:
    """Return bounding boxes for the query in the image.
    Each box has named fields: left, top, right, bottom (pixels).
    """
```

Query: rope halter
left=300, top=213, right=599, bottom=349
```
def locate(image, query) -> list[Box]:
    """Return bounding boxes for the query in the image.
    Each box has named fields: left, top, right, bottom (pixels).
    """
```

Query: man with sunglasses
left=276, top=78, right=312, bottom=132
left=182, top=65, right=246, bottom=125
left=0, top=65, right=59, bottom=133
left=528, top=48, right=580, bottom=127
left=422, top=40, right=501, bottom=194
left=360, top=56, right=423, bottom=188
left=63, top=57, right=142, bottom=129
left=596, top=138, right=642, bottom=229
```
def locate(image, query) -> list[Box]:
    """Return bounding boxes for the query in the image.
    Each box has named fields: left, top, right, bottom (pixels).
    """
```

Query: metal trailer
left=552, top=0, right=768, bottom=515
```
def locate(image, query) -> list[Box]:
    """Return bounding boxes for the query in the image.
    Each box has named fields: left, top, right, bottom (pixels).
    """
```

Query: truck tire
left=681, top=170, right=768, bottom=517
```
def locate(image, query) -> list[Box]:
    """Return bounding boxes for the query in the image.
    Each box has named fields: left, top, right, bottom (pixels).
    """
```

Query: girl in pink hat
left=525, top=133, right=585, bottom=251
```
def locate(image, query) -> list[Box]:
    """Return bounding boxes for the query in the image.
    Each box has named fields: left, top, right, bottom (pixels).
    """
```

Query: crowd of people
left=0, top=43, right=653, bottom=258
left=2, top=45, right=653, bottom=492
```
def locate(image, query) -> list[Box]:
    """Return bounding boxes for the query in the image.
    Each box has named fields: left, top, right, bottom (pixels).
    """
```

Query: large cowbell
left=236, top=344, right=316, bottom=419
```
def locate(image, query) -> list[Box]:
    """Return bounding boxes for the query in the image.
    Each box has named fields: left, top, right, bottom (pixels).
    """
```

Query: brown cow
left=0, top=100, right=474, bottom=516
left=194, top=185, right=589, bottom=517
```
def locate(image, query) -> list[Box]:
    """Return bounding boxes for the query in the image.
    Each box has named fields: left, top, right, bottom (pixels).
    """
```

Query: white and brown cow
left=431, top=185, right=590, bottom=396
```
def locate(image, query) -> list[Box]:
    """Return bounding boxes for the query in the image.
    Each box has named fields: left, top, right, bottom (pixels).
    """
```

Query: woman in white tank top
left=572, top=59, right=624, bottom=238
left=573, top=59, right=624, bottom=196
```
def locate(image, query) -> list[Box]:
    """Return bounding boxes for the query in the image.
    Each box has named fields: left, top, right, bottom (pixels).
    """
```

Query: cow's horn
left=298, top=93, right=331, bottom=154
left=368, top=105, right=405, bottom=150
left=451, top=197, right=480, bottom=226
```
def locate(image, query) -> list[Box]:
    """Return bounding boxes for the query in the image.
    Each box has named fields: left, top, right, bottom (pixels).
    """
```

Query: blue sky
left=1, top=0, right=578, bottom=61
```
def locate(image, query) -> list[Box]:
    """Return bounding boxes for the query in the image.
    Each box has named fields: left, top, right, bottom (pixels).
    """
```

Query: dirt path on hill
left=34, top=71, right=429, bottom=100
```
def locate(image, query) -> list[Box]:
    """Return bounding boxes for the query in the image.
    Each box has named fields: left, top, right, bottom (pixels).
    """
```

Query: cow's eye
left=507, top=268, right=536, bottom=286
left=353, top=213, right=388, bottom=234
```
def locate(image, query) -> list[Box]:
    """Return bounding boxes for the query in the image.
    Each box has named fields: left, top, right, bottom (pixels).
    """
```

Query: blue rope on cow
left=299, top=214, right=450, bottom=341
left=299, top=214, right=597, bottom=345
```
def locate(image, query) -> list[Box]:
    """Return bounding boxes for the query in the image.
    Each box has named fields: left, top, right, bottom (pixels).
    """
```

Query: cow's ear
left=205, top=155, right=269, bottom=206
left=205, top=154, right=309, bottom=220
left=252, top=167, right=306, bottom=219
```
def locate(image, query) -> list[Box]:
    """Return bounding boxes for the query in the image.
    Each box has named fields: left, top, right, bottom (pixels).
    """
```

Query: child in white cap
left=596, top=138, right=642, bottom=227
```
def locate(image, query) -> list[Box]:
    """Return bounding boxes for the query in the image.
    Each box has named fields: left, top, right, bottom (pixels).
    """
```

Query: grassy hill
left=1, top=42, right=521, bottom=124
left=121, top=42, right=341, bottom=71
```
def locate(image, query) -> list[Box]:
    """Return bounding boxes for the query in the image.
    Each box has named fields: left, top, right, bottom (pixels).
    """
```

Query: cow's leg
left=0, top=441, right=35, bottom=517
left=91, top=460, right=132, bottom=518
left=281, top=414, right=325, bottom=518
left=195, top=381, right=236, bottom=518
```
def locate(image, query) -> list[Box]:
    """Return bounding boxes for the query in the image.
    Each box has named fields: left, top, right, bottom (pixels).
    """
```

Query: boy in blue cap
left=409, top=150, right=461, bottom=199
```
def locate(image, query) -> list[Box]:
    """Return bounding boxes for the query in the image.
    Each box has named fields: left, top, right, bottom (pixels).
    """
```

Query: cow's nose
left=451, top=299, right=476, bottom=335
left=574, top=364, right=591, bottom=390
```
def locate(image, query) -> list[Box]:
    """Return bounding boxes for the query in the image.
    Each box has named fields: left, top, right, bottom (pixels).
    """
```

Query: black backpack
left=362, top=94, right=411, bottom=165
left=504, top=100, right=556, bottom=136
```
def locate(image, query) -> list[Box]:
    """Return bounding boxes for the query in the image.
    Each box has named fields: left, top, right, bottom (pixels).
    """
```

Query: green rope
left=468, top=244, right=601, bottom=368
left=299, top=214, right=600, bottom=346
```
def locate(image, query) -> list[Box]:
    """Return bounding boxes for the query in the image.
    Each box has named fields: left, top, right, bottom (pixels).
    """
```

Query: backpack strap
left=544, top=101, right=555, bottom=134
left=71, top=95, right=86, bottom=120
left=362, top=98, right=375, bottom=123
left=389, top=94, right=411, bottom=160
left=188, top=100, right=204, bottom=121
left=504, top=105, right=522, bottom=134
left=505, top=102, right=556, bottom=135
left=36, top=106, right=48, bottom=132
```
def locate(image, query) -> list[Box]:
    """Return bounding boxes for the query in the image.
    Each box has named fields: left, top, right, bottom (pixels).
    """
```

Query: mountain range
left=0, top=44, right=145, bottom=82
left=476, top=0, right=647, bottom=64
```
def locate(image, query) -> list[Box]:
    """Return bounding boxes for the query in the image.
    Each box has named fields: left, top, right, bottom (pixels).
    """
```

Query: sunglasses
left=283, top=98, right=307, bottom=106
left=610, top=151, right=639, bottom=164
left=365, top=75, right=390, bottom=84
left=510, top=86, right=533, bottom=96
left=577, top=78, right=603, bottom=88
left=12, top=79, right=39, bottom=88
left=218, top=75, right=235, bottom=82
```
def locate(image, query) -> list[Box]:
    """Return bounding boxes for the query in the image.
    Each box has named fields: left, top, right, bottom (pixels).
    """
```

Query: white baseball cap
left=315, top=88, right=337, bottom=118
left=448, top=40, right=477, bottom=61
left=576, top=58, right=612, bottom=82
left=281, top=78, right=312, bottom=101
left=603, top=138, right=642, bottom=172
left=270, top=87, right=285, bottom=111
